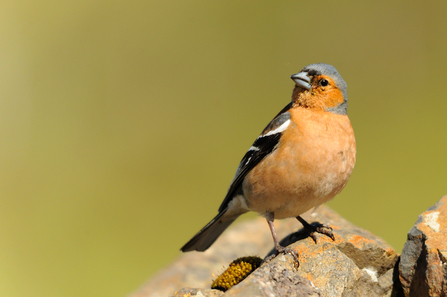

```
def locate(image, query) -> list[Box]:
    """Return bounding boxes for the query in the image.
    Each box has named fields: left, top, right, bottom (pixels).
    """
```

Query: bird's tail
left=180, top=208, right=243, bottom=252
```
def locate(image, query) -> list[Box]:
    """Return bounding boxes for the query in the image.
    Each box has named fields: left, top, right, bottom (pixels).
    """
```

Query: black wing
left=218, top=102, right=293, bottom=213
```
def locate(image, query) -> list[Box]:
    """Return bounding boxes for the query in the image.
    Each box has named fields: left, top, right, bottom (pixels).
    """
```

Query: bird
left=181, top=63, right=356, bottom=263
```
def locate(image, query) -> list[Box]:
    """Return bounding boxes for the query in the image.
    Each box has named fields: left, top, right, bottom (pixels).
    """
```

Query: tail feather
left=180, top=208, right=240, bottom=252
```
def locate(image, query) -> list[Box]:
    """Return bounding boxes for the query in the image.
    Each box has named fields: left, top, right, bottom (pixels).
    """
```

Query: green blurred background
left=1, top=1, right=446, bottom=296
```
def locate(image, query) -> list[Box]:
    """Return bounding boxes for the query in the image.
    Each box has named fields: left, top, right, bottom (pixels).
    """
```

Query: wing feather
left=218, top=102, right=293, bottom=212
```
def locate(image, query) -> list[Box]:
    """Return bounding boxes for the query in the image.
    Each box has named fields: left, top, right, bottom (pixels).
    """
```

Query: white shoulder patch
left=263, top=119, right=291, bottom=137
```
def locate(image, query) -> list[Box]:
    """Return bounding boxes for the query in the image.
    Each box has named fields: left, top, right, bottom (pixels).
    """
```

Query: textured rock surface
left=224, top=209, right=400, bottom=297
left=130, top=206, right=401, bottom=297
left=399, top=195, right=447, bottom=297
left=222, top=255, right=321, bottom=297
left=169, top=288, right=224, bottom=297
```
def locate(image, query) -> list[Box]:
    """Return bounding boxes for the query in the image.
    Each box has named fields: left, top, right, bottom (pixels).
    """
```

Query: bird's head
left=290, top=63, right=348, bottom=115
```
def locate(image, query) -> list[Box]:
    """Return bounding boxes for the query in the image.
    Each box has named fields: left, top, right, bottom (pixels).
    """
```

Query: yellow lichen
left=211, top=256, right=262, bottom=292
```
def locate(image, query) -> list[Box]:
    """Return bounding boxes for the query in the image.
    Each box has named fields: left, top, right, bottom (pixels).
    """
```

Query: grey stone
left=399, top=195, right=447, bottom=297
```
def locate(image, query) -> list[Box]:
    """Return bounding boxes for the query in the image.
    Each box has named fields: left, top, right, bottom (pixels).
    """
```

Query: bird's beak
left=290, top=72, right=311, bottom=90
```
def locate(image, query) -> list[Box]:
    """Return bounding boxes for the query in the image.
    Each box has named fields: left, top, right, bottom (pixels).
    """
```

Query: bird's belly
left=242, top=118, right=356, bottom=219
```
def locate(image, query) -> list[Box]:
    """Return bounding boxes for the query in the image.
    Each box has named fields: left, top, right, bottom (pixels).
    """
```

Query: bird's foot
left=263, top=245, right=299, bottom=268
left=297, top=216, right=335, bottom=243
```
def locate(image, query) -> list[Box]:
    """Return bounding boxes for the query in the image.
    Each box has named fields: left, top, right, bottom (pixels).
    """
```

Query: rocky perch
left=130, top=195, right=447, bottom=297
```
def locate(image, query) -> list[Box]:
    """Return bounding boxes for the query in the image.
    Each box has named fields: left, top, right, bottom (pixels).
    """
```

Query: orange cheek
left=323, top=88, right=345, bottom=109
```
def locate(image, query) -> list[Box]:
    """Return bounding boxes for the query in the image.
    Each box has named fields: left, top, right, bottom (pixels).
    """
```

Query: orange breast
left=242, top=107, right=356, bottom=219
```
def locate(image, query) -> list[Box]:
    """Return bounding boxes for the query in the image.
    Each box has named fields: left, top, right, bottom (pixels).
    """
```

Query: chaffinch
left=181, top=63, right=356, bottom=263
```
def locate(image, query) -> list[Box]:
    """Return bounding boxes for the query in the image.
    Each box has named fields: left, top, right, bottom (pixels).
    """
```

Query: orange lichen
left=349, top=235, right=374, bottom=249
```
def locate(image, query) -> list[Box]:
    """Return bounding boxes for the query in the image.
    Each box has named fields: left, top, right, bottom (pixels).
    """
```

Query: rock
left=399, top=195, right=447, bottom=297
left=129, top=206, right=401, bottom=297
left=168, top=287, right=224, bottom=297
left=223, top=208, right=400, bottom=297
left=222, top=255, right=322, bottom=297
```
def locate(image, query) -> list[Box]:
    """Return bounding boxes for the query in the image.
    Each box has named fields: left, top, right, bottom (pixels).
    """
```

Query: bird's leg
left=263, top=212, right=299, bottom=265
left=296, top=216, right=335, bottom=243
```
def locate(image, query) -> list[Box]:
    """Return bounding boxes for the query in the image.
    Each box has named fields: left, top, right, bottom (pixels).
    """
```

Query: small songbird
left=181, top=63, right=356, bottom=262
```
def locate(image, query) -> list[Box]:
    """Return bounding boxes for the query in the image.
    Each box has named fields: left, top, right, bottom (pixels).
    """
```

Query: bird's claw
left=263, top=245, right=299, bottom=268
left=306, top=223, right=335, bottom=243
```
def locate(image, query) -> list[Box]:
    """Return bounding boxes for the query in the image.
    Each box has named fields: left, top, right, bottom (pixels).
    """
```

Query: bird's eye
left=320, top=79, right=329, bottom=87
